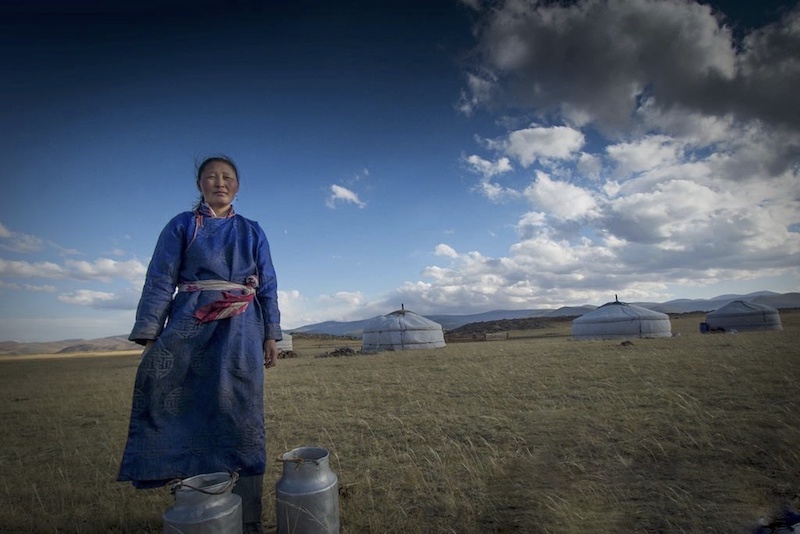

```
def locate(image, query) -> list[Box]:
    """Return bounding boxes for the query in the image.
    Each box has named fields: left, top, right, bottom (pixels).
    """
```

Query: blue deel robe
left=118, top=207, right=281, bottom=488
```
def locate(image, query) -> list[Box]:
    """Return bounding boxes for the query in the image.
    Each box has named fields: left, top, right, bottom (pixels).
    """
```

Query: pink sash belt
left=178, top=276, right=258, bottom=323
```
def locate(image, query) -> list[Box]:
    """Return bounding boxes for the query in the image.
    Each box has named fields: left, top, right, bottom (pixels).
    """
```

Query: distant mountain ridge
left=0, top=335, right=140, bottom=356
left=636, top=290, right=793, bottom=314
left=1, top=291, right=797, bottom=355
left=290, top=291, right=800, bottom=337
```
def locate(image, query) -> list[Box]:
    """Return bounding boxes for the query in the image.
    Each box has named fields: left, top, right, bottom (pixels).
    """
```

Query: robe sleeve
left=129, top=214, right=188, bottom=345
left=254, top=222, right=282, bottom=341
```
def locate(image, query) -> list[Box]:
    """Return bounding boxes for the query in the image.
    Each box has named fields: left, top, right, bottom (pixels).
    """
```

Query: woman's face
left=198, top=161, right=239, bottom=214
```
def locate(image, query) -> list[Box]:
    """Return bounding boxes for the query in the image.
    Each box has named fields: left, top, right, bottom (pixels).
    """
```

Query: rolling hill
left=2, top=291, right=797, bottom=355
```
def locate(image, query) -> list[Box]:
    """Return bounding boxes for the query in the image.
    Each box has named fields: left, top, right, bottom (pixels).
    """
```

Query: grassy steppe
left=1, top=312, right=798, bottom=533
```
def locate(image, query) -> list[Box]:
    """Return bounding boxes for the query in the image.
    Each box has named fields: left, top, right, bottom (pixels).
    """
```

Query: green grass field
left=1, top=312, right=798, bottom=533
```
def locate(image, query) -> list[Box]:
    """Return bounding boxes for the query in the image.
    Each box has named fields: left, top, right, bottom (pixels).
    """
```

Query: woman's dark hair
left=194, top=155, right=239, bottom=209
left=197, top=155, right=239, bottom=183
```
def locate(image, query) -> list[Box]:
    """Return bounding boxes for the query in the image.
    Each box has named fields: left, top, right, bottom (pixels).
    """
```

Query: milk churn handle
left=170, top=471, right=240, bottom=496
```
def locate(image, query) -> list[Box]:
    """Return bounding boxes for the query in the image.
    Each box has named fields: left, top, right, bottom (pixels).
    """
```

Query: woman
left=118, top=155, right=281, bottom=532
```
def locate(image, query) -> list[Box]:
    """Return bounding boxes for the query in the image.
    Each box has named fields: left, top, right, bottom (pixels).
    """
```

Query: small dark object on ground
left=316, top=347, right=359, bottom=358
left=620, top=340, right=634, bottom=346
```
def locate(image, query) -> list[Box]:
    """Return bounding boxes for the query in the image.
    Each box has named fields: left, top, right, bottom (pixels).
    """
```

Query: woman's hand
left=263, top=339, right=279, bottom=369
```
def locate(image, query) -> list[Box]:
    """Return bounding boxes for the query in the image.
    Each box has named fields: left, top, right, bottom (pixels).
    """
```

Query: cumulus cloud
left=577, top=152, right=602, bottom=180
left=270, top=0, right=800, bottom=325
left=411, top=152, right=799, bottom=310
left=326, top=184, right=366, bottom=209
left=0, top=222, right=44, bottom=253
left=605, top=135, right=682, bottom=178
left=720, top=6, right=800, bottom=133
left=463, top=154, right=513, bottom=178
left=435, top=243, right=459, bottom=258
left=58, top=290, right=116, bottom=306
left=318, top=290, right=364, bottom=307
left=0, top=280, right=56, bottom=292
left=0, top=257, right=147, bottom=282
left=408, top=120, right=798, bottom=313
left=523, top=172, right=599, bottom=220
left=434, top=0, right=799, bottom=312
left=461, top=0, right=800, bottom=140
left=466, top=125, right=587, bottom=202
left=464, top=154, right=519, bottom=202
left=0, top=258, right=67, bottom=279
left=57, top=288, right=142, bottom=310
left=0, top=253, right=148, bottom=316
left=504, top=125, right=585, bottom=167
left=276, top=288, right=382, bottom=329
left=63, top=258, right=147, bottom=282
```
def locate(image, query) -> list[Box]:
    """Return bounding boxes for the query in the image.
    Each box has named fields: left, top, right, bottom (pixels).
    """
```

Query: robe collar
left=194, top=202, right=235, bottom=219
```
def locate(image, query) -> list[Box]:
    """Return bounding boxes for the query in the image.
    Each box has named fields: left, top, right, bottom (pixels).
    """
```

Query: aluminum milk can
left=276, top=446, right=340, bottom=534
left=162, top=472, right=242, bottom=534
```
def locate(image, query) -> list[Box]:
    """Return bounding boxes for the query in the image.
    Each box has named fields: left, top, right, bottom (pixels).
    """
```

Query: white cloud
left=276, top=288, right=382, bottom=330
left=457, top=72, right=497, bottom=116
left=434, top=244, right=459, bottom=258
left=0, top=258, right=67, bottom=278
left=64, top=258, right=148, bottom=282
left=606, top=135, right=682, bottom=177
left=0, top=223, right=86, bottom=257
left=462, top=0, right=799, bottom=140
left=326, top=184, right=366, bottom=209
left=514, top=211, right=548, bottom=240
left=636, top=99, right=734, bottom=146
left=1, top=217, right=149, bottom=321
left=577, top=152, right=602, bottom=180
left=464, top=154, right=513, bottom=178
left=523, top=172, right=598, bottom=221
left=603, top=179, right=718, bottom=244
left=273, top=289, right=305, bottom=330
left=58, top=290, right=116, bottom=306
left=504, top=125, right=585, bottom=167
left=0, top=222, right=44, bottom=253
left=389, top=127, right=800, bottom=314
left=438, top=0, right=800, bottom=315
left=469, top=126, right=586, bottom=202
left=57, top=288, right=142, bottom=310
left=0, top=257, right=147, bottom=284
left=731, top=7, right=800, bottom=132
left=0, top=280, right=56, bottom=292
left=318, top=290, right=364, bottom=307
left=474, top=177, right=521, bottom=203
left=265, top=1, right=800, bottom=325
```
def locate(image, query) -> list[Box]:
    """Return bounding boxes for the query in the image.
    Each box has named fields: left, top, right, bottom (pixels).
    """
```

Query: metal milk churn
left=276, top=446, right=340, bottom=534
left=162, top=472, right=242, bottom=534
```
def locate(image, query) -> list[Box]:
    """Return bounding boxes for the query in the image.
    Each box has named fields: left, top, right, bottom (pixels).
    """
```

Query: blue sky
left=1, top=0, right=799, bottom=342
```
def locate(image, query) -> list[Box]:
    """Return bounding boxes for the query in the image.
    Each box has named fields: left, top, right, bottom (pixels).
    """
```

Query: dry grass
left=0, top=311, right=798, bottom=533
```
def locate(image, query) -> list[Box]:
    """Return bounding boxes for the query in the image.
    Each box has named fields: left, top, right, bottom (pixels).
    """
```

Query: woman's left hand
left=263, top=339, right=279, bottom=369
